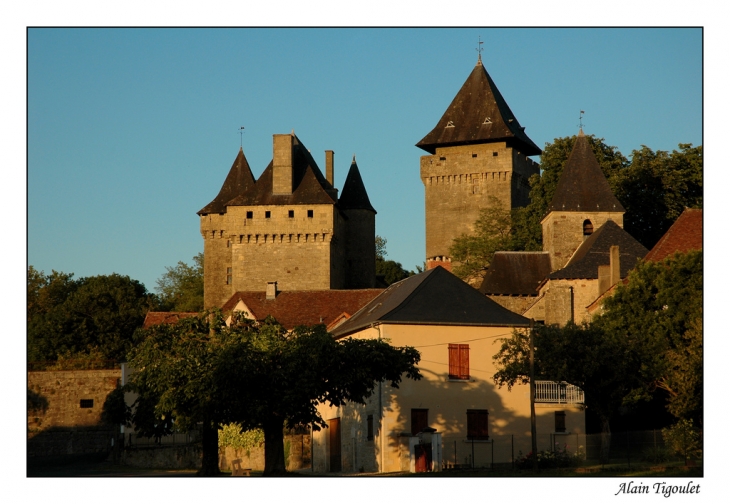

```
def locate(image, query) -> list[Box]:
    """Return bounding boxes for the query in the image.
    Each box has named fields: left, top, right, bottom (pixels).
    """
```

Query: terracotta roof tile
left=644, top=208, right=703, bottom=262
left=143, top=311, right=198, bottom=329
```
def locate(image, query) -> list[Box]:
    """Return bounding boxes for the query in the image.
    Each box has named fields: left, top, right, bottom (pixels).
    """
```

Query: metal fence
left=124, top=430, right=199, bottom=448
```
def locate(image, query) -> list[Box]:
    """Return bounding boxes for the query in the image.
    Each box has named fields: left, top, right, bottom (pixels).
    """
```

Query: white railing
left=534, top=381, right=584, bottom=404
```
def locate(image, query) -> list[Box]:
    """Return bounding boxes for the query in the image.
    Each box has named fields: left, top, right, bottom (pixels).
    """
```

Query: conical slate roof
left=338, top=156, right=376, bottom=213
left=416, top=59, right=541, bottom=156
left=548, top=131, right=625, bottom=213
left=198, top=147, right=256, bottom=214
left=548, top=220, right=648, bottom=280
left=332, top=266, right=530, bottom=338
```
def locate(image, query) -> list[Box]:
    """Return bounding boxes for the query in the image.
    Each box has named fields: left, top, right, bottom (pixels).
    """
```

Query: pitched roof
left=547, top=220, right=648, bottom=280
left=143, top=311, right=198, bottom=329
left=416, top=59, right=541, bottom=156
left=478, top=252, right=552, bottom=296
left=333, top=266, right=530, bottom=338
left=221, top=289, right=383, bottom=330
left=198, top=147, right=256, bottom=215
left=644, top=208, right=703, bottom=262
left=338, top=156, right=376, bottom=213
left=548, top=131, right=625, bottom=213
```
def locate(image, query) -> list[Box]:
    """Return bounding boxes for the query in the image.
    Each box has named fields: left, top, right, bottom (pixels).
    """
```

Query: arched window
left=583, top=219, right=594, bottom=236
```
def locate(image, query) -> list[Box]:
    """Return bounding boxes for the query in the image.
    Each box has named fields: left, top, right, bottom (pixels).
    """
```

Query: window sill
left=447, top=378, right=473, bottom=383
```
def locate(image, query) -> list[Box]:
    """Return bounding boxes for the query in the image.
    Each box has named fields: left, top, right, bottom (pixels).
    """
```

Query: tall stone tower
left=198, top=133, right=376, bottom=309
left=417, top=56, right=541, bottom=271
left=541, top=129, right=625, bottom=271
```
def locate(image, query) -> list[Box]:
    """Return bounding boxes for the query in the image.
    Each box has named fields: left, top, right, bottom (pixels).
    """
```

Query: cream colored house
left=312, top=267, right=586, bottom=473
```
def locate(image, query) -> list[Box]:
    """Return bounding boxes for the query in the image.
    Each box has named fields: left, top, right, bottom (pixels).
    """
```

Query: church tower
left=541, top=129, right=625, bottom=271
left=417, top=56, right=541, bottom=271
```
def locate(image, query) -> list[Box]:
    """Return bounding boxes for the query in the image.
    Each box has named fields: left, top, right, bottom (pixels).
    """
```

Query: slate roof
left=644, top=208, right=703, bottom=262
left=332, top=266, right=530, bottom=338
left=143, top=311, right=198, bottom=329
left=199, top=134, right=339, bottom=214
left=221, top=289, right=383, bottom=330
left=198, top=147, right=256, bottom=214
left=338, top=156, right=376, bottom=213
left=548, top=130, right=625, bottom=213
left=478, top=252, right=552, bottom=296
left=547, top=220, right=648, bottom=281
left=416, top=59, right=541, bottom=156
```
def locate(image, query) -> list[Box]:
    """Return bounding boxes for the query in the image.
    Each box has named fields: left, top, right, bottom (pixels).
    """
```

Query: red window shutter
left=459, top=344, right=470, bottom=380
left=448, top=344, right=459, bottom=379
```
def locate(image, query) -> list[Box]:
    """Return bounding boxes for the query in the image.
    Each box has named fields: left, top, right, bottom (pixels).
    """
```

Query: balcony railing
left=534, top=381, right=584, bottom=404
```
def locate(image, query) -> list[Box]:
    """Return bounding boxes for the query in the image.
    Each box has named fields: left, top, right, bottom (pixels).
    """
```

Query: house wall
left=541, top=279, right=600, bottom=327
left=541, top=212, right=624, bottom=271
left=27, top=369, right=121, bottom=459
left=486, top=295, right=538, bottom=315
left=420, top=142, right=538, bottom=263
left=313, top=324, right=585, bottom=473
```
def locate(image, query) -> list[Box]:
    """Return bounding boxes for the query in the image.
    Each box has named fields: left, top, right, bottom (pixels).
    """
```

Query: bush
left=515, top=444, right=584, bottom=469
left=662, top=419, right=702, bottom=461
left=642, top=445, right=672, bottom=463
left=218, top=423, right=264, bottom=455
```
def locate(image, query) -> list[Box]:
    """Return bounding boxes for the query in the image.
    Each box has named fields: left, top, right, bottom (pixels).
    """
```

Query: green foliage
left=641, top=445, right=672, bottom=464
left=515, top=445, right=584, bottom=469
left=449, top=196, right=515, bottom=282
left=218, top=423, right=264, bottom=451
left=375, top=235, right=413, bottom=285
left=27, top=268, right=153, bottom=364
left=662, top=419, right=702, bottom=460
left=594, top=250, right=702, bottom=421
left=155, top=252, right=204, bottom=312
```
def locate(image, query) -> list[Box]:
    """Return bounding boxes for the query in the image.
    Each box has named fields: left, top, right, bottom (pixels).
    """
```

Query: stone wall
left=27, top=369, right=121, bottom=460
left=122, top=444, right=203, bottom=469
left=218, top=433, right=311, bottom=472
left=542, top=212, right=624, bottom=271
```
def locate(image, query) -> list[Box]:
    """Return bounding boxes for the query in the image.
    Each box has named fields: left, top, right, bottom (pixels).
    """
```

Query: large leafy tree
left=128, top=311, right=421, bottom=475
left=449, top=196, right=515, bottom=283
left=155, top=252, right=204, bottom=312
left=28, top=268, right=153, bottom=364
left=375, top=236, right=413, bottom=285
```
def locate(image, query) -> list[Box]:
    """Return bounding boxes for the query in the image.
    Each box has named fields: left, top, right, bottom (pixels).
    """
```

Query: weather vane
left=239, top=126, right=245, bottom=147
left=476, top=36, right=484, bottom=62
left=579, top=110, right=585, bottom=130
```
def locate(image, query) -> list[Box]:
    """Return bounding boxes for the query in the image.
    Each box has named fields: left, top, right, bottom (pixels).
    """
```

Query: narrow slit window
left=226, top=267, right=232, bottom=285
left=288, top=210, right=294, bottom=218
left=80, top=399, right=94, bottom=408
left=307, top=210, right=314, bottom=218
left=265, top=211, right=271, bottom=218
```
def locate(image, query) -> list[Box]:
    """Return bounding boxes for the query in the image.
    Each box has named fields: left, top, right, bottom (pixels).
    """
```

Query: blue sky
left=27, top=27, right=702, bottom=292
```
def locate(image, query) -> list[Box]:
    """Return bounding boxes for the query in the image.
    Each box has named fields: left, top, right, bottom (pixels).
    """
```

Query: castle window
left=307, top=210, right=314, bottom=218
left=467, top=410, right=489, bottom=440
left=246, top=211, right=253, bottom=219
left=265, top=211, right=271, bottom=219
left=80, top=399, right=94, bottom=408
left=289, top=210, right=294, bottom=218
left=583, top=219, right=594, bottom=236
left=226, top=267, right=232, bottom=285
left=448, top=344, right=469, bottom=380
left=226, top=240, right=230, bottom=248
left=493, top=152, right=498, bottom=156
left=472, top=153, right=477, bottom=158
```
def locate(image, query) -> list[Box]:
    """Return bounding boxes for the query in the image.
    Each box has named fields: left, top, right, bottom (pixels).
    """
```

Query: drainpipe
left=374, top=323, right=384, bottom=473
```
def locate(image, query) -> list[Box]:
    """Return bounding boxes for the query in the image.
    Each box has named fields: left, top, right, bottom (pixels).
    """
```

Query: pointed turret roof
left=338, top=156, right=376, bottom=213
left=548, top=130, right=625, bottom=213
left=198, top=147, right=256, bottom=214
left=416, top=59, right=541, bottom=156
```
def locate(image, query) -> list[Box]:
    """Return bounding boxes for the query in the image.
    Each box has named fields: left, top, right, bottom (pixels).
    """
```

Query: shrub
left=515, top=443, right=584, bottom=469
left=662, top=419, right=702, bottom=461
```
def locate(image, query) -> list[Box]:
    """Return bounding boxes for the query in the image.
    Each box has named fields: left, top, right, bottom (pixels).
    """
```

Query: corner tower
left=541, top=130, right=625, bottom=271
left=417, top=56, right=541, bottom=271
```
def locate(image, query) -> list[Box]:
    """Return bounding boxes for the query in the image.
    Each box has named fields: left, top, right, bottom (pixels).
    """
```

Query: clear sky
left=28, top=27, right=702, bottom=292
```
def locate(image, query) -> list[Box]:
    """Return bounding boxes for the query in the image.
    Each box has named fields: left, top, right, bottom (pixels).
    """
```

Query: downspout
left=375, top=323, right=384, bottom=473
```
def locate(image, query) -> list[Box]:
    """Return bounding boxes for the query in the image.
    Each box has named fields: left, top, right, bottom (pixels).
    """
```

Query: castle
left=198, top=134, right=376, bottom=309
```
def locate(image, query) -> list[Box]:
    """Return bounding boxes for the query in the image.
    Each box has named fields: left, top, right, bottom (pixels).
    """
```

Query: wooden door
left=415, top=443, right=432, bottom=473
left=329, top=418, right=341, bottom=472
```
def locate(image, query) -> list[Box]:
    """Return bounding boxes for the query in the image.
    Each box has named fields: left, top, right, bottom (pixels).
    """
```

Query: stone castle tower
left=541, top=129, right=625, bottom=271
left=417, top=56, right=541, bottom=271
left=198, top=133, right=376, bottom=309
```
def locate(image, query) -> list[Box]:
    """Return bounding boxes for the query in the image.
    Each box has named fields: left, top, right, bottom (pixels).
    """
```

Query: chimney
left=266, top=281, right=277, bottom=300
left=325, top=150, right=335, bottom=185
left=597, top=265, right=611, bottom=296
left=272, top=134, right=293, bottom=195
left=609, top=246, right=620, bottom=286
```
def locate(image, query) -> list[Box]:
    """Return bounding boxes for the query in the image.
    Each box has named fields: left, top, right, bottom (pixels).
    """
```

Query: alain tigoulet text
left=615, top=481, right=700, bottom=497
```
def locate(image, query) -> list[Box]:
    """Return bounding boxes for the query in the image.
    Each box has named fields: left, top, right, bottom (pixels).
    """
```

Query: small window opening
left=226, top=267, right=232, bottom=285
left=446, top=120, right=455, bottom=128
left=226, top=240, right=230, bottom=248
left=307, top=209, right=314, bottom=218
left=555, top=411, right=566, bottom=433
left=246, top=211, right=253, bottom=219
left=265, top=211, right=271, bottom=218
left=467, top=409, right=489, bottom=440
left=439, top=156, right=446, bottom=161
left=288, top=210, right=294, bottom=218
left=472, top=153, right=477, bottom=158
left=492, top=151, right=498, bottom=157
left=80, top=399, right=94, bottom=408
left=583, top=219, right=594, bottom=236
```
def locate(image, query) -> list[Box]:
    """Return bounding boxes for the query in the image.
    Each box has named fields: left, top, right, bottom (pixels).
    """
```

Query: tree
left=375, top=235, right=413, bottom=285
left=128, top=311, right=421, bottom=475
left=593, top=250, right=703, bottom=423
left=155, top=252, right=204, bottom=312
left=28, top=269, right=153, bottom=364
left=449, top=196, right=515, bottom=283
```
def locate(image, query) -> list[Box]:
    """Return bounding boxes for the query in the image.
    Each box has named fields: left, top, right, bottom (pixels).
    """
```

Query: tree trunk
left=263, top=416, right=287, bottom=476
left=599, top=416, right=611, bottom=465
left=198, top=420, right=221, bottom=476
